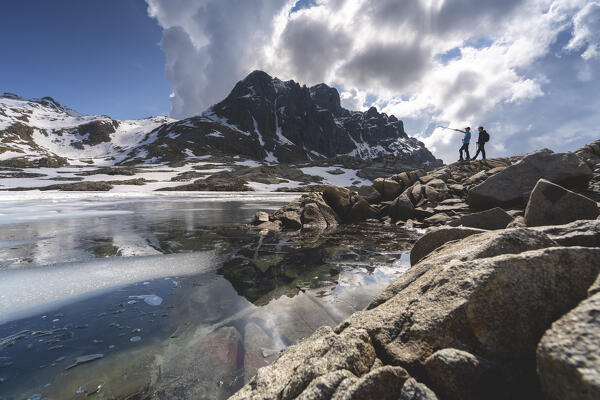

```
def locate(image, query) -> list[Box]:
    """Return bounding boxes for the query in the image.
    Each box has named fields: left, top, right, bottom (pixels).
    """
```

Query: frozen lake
left=0, top=192, right=417, bottom=399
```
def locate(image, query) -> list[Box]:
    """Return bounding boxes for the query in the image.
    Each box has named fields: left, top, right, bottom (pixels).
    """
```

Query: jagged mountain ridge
left=0, top=72, right=442, bottom=168
left=130, top=71, right=441, bottom=166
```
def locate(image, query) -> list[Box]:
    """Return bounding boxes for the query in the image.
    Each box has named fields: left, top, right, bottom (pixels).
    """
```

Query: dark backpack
left=482, top=130, right=490, bottom=142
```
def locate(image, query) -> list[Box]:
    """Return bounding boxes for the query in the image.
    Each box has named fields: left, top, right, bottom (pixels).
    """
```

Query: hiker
left=457, top=127, right=471, bottom=161
left=473, top=126, right=489, bottom=160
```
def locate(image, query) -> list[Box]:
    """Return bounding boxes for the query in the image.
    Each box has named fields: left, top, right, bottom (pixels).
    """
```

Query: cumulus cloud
left=147, top=0, right=600, bottom=163
left=146, top=0, right=292, bottom=118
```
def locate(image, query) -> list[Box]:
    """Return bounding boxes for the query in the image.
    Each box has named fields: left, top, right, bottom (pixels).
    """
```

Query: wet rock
left=280, top=211, right=303, bottom=230
left=389, top=193, right=415, bottom=221
left=322, top=185, right=354, bottom=219
left=467, top=150, right=593, bottom=208
left=448, top=207, right=513, bottom=230
left=254, top=220, right=282, bottom=233
left=537, top=291, right=600, bottom=400
left=254, top=211, right=270, bottom=223
left=231, top=326, right=376, bottom=400
left=424, top=348, right=494, bottom=400
left=346, top=197, right=378, bottom=223
left=524, top=179, right=599, bottom=227
left=302, top=202, right=329, bottom=229
left=409, top=227, right=486, bottom=265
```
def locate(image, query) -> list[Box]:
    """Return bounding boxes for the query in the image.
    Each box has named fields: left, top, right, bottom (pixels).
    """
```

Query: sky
left=0, top=0, right=171, bottom=120
left=1, top=0, right=599, bottom=163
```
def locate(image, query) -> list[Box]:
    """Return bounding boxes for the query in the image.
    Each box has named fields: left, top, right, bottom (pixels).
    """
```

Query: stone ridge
left=239, top=140, right=600, bottom=399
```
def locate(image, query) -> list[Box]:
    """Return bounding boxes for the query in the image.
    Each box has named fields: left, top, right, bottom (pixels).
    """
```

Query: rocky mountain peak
left=309, top=83, right=342, bottom=116
left=191, top=70, right=442, bottom=165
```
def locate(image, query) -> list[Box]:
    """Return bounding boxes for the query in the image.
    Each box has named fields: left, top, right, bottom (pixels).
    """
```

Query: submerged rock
left=65, top=354, right=104, bottom=370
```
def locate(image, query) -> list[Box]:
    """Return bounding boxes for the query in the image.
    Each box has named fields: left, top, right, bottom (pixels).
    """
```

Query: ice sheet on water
left=0, top=251, right=218, bottom=324
left=128, top=294, right=163, bottom=306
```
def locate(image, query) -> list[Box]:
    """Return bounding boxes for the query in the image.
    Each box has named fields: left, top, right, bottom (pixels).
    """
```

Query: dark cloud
left=359, top=0, right=526, bottom=36
left=279, top=15, right=352, bottom=84
left=338, top=42, right=431, bottom=92
left=442, top=70, right=481, bottom=105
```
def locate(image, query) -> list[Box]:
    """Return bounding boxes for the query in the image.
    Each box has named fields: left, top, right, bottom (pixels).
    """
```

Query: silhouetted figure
left=457, top=127, right=471, bottom=161
left=473, top=126, right=489, bottom=160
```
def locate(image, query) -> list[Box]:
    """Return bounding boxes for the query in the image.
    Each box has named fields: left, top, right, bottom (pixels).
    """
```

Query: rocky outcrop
left=267, top=192, right=341, bottom=231
left=232, top=225, right=600, bottom=399
left=524, top=179, right=599, bottom=226
left=467, top=150, right=593, bottom=208
left=158, top=173, right=251, bottom=191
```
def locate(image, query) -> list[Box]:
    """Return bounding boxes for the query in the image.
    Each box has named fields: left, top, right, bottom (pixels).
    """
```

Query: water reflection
left=0, top=196, right=419, bottom=399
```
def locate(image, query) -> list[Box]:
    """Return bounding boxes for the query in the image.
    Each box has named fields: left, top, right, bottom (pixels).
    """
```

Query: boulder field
left=237, top=140, right=600, bottom=399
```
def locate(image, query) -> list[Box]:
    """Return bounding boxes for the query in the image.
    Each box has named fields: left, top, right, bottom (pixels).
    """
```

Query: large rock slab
left=344, top=243, right=600, bottom=395
left=524, top=179, right=599, bottom=227
left=322, top=185, right=354, bottom=219
left=448, top=207, right=513, bottom=230
left=531, top=220, right=600, bottom=247
left=467, top=150, right=593, bottom=208
left=409, top=227, right=486, bottom=266
left=537, top=291, right=600, bottom=400
left=373, top=178, right=403, bottom=201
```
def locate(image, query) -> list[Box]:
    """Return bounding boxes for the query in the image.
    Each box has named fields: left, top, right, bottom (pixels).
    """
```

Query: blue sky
left=0, top=0, right=170, bottom=120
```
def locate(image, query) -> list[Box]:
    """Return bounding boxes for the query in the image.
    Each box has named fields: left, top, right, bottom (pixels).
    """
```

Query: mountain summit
left=0, top=71, right=442, bottom=168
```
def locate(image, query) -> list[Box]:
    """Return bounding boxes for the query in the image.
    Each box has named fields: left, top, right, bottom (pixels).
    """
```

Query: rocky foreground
left=237, top=139, right=600, bottom=400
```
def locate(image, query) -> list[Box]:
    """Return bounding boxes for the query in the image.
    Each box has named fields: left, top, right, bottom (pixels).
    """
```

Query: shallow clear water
left=0, top=193, right=418, bottom=399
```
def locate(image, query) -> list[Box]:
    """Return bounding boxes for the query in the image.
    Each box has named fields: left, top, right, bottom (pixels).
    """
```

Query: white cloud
left=565, top=2, right=600, bottom=59
left=147, top=0, right=600, bottom=163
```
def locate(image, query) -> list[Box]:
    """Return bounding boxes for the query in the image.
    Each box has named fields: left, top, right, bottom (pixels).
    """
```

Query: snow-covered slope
left=0, top=93, right=174, bottom=166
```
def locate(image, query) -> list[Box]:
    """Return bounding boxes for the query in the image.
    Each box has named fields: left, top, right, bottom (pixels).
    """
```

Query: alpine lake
left=0, top=193, right=419, bottom=399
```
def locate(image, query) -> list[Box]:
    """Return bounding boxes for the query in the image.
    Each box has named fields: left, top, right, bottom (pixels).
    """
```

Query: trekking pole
left=437, top=126, right=461, bottom=132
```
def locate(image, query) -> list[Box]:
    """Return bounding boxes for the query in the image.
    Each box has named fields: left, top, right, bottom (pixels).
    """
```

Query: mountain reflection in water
left=0, top=194, right=419, bottom=399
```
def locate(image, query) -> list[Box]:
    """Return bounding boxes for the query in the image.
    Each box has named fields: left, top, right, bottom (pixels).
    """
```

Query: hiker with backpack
left=473, top=126, right=489, bottom=160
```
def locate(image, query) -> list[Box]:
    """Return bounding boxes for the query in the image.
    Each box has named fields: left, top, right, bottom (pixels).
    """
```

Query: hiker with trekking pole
left=438, top=126, right=472, bottom=162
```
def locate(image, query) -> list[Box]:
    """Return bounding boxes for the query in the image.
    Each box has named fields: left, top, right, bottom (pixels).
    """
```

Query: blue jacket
left=463, top=131, right=471, bottom=144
